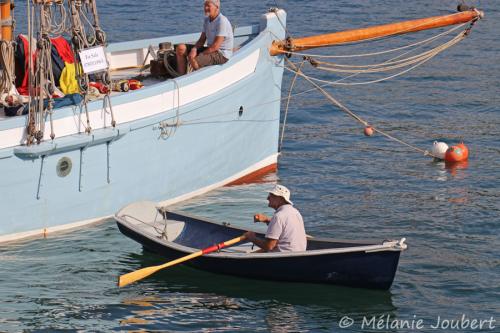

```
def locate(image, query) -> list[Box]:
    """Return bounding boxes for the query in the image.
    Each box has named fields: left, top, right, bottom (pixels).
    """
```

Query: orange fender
left=128, top=79, right=143, bottom=90
left=89, top=82, right=109, bottom=94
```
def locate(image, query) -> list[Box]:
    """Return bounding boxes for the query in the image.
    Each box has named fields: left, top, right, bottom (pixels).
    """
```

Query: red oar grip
left=202, top=244, right=220, bottom=254
left=202, top=239, right=237, bottom=254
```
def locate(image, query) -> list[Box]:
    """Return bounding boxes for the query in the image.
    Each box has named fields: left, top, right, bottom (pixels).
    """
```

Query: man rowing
left=175, top=0, right=234, bottom=75
left=244, top=185, right=307, bottom=252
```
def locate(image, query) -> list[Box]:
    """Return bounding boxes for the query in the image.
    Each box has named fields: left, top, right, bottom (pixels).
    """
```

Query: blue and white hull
left=0, top=10, right=286, bottom=243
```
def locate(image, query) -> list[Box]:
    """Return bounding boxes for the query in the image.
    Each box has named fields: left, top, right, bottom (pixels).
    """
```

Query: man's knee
left=176, top=44, right=187, bottom=56
left=195, top=53, right=227, bottom=69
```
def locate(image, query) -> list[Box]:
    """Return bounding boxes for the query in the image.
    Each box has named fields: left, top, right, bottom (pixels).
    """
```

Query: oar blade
left=117, top=235, right=247, bottom=288
left=117, top=251, right=204, bottom=287
left=118, top=265, right=164, bottom=288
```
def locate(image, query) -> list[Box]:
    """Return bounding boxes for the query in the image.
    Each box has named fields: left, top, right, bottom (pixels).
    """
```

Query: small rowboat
left=115, top=201, right=407, bottom=290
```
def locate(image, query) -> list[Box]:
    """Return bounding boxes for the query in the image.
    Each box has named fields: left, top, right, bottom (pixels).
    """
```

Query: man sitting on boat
left=175, top=0, right=234, bottom=75
left=244, top=185, right=307, bottom=252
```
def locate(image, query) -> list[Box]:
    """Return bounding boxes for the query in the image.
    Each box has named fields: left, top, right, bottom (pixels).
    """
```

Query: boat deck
left=1, top=21, right=261, bottom=122
left=109, top=66, right=164, bottom=84
left=0, top=67, right=166, bottom=122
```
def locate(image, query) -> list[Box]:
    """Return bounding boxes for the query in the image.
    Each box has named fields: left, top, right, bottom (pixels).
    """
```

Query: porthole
left=56, top=157, right=72, bottom=177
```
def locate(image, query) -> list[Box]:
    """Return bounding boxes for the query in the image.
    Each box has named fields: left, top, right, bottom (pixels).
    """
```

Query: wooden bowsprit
left=270, top=9, right=484, bottom=56
left=118, top=235, right=247, bottom=288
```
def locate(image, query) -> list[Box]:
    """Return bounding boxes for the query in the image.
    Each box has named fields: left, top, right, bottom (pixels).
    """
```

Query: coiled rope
left=0, top=41, right=15, bottom=97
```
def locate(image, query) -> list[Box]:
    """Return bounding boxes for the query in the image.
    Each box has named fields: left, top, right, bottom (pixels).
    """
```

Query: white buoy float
left=431, top=141, right=449, bottom=160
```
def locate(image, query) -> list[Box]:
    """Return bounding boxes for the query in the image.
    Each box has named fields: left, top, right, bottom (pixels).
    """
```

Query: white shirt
left=203, top=13, right=234, bottom=59
left=266, top=204, right=307, bottom=252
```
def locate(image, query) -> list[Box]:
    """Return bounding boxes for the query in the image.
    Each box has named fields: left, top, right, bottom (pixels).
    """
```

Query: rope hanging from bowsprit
left=283, top=21, right=475, bottom=87
left=285, top=57, right=436, bottom=158
left=279, top=19, right=480, bottom=158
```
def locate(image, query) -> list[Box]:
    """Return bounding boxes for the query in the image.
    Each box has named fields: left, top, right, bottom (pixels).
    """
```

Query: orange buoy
left=444, top=143, right=469, bottom=162
left=455, top=142, right=469, bottom=160
left=364, top=126, right=374, bottom=137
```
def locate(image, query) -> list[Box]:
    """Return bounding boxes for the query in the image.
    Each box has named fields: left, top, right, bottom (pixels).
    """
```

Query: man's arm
left=254, top=213, right=271, bottom=224
left=194, top=32, right=207, bottom=49
left=202, top=36, right=224, bottom=54
left=244, top=231, right=278, bottom=252
left=189, top=32, right=207, bottom=60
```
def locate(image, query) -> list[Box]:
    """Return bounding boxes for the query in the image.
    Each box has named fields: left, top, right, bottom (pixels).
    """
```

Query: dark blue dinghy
left=115, top=202, right=407, bottom=290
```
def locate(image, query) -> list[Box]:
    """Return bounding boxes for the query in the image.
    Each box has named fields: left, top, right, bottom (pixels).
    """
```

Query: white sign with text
left=79, top=46, right=109, bottom=74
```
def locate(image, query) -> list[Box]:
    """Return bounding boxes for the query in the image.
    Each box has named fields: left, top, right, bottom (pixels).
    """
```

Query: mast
left=0, top=0, right=13, bottom=41
left=270, top=9, right=484, bottom=56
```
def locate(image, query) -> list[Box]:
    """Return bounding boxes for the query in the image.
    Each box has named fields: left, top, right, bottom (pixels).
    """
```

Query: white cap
left=268, top=184, right=293, bottom=205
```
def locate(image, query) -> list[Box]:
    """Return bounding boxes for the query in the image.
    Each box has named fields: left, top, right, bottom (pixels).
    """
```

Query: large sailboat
left=0, top=1, right=483, bottom=243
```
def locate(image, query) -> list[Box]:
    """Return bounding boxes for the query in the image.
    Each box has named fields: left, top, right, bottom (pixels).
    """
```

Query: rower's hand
left=253, top=213, right=269, bottom=223
left=188, top=48, right=197, bottom=61
left=244, top=231, right=257, bottom=243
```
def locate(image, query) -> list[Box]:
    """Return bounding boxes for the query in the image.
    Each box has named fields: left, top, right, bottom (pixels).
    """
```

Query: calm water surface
left=1, top=0, right=499, bottom=332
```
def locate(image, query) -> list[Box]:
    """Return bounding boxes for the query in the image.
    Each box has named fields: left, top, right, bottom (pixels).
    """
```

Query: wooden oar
left=118, top=235, right=247, bottom=288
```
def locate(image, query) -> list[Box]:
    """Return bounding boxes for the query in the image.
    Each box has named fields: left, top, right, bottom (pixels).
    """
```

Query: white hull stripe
left=0, top=49, right=261, bottom=150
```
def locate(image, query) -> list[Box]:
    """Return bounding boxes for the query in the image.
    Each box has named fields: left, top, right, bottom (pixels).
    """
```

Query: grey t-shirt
left=203, top=13, right=234, bottom=59
left=266, top=204, right=307, bottom=252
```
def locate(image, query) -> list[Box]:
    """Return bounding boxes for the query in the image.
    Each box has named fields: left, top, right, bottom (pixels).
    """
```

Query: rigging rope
left=312, top=32, right=466, bottom=73
left=284, top=57, right=436, bottom=158
left=157, top=78, right=181, bottom=139
left=281, top=26, right=469, bottom=87
left=279, top=59, right=304, bottom=152
left=22, top=0, right=113, bottom=145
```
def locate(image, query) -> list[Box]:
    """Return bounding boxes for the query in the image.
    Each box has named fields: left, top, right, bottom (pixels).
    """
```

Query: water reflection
left=117, top=250, right=396, bottom=332
left=432, top=159, right=470, bottom=181
left=265, top=303, right=304, bottom=333
left=445, top=160, right=469, bottom=177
